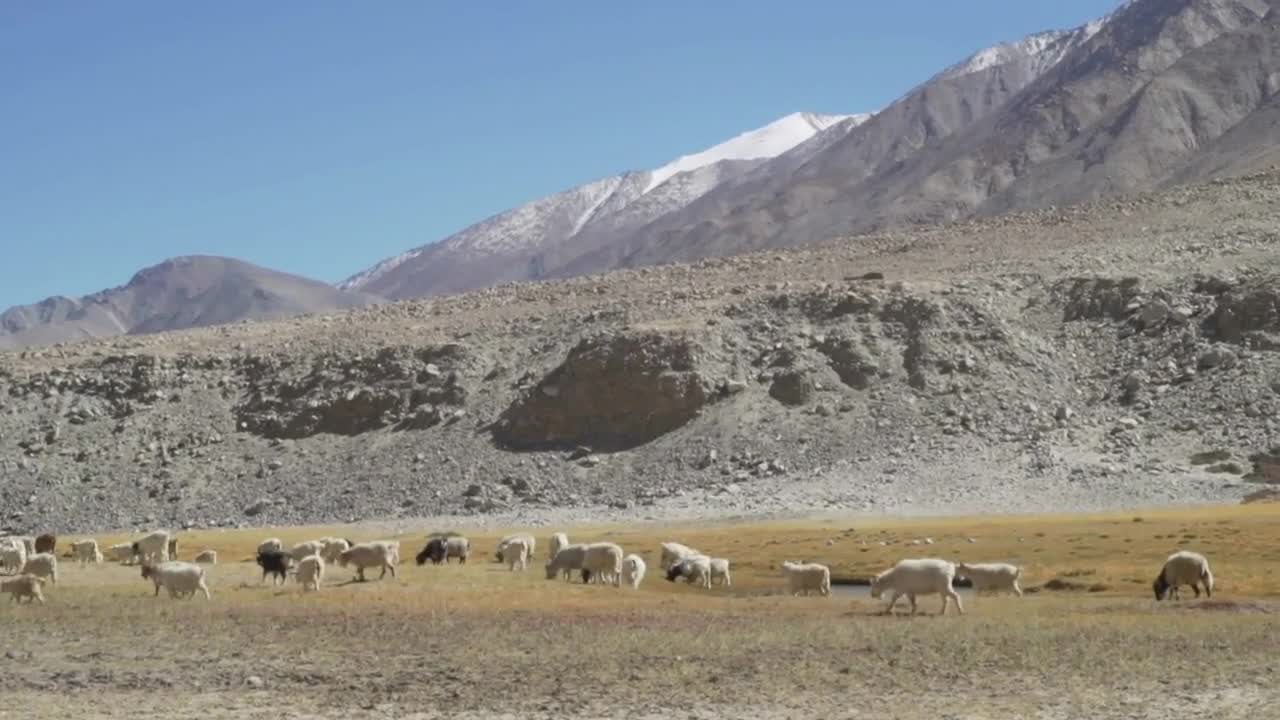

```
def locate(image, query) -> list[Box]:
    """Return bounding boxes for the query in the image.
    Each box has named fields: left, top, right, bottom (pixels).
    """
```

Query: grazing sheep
left=257, top=538, right=284, bottom=555
left=131, top=530, right=172, bottom=565
left=140, top=561, right=210, bottom=600
left=659, top=542, right=701, bottom=572
left=320, top=538, right=350, bottom=565
left=70, top=540, right=103, bottom=565
left=338, top=542, right=398, bottom=582
left=496, top=533, right=536, bottom=564
left=7, top=536, right=35, bottom=556
left=295, top=555, right=324, bottom=592
left=709, top=558, right=732, bottom=587
left=583, top=543, right=624, bottom=586
left=0, top=541, right=27, bottom=575
left=20, top=553, right=58, bottom=586
left=1154, top=551, right=1214, bottom=601
left=545, top=544, right=588, bottom=582
left=415, top=537, right=449, bottom=566
left=34, top=533, right=56, bottom=555
left=503, top=537, right=531, bottom=571
left=548, top=532, right=569, bottom=561
left=0, top=574, right=46, bottom=604
left=289, top=540, right=325, bottom=562
left=956, top=562, right=1023, bottom=597
left=108, top=542, right=134, bottom=564
left=870, top=558, right=963, bottom=616
left=256, top=550, right=293, bottom=585
left=665, top=556, right=712, bottom=589
left=194, top=550, right=217, bottom=565
left=621, top=554, right=646, bottom=590
left=444, top=536, right=470, bottom=564
left=781, top=561, right=831, bottom=597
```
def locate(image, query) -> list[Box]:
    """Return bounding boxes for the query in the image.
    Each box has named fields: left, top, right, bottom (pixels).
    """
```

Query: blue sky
left=1, top=1, right=1119, bottom=309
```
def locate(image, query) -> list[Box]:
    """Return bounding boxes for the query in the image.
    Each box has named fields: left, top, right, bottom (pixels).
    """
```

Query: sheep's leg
left=884, top=591, right=900, bottom=615
left=908, top=594, right=918, bottom=616
left=1191, top=583, right=1201, bottom=598
left=945, top=587, right=963, bottom=615
left=1012, top=580, right=1023, bottom=597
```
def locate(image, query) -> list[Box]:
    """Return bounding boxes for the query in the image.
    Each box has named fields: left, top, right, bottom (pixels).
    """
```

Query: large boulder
left=494, top=331, right=715, bottom=451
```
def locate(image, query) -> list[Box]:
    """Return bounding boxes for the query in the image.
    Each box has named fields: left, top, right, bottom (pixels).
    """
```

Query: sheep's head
left=1152, top=574, right=1170, bottom=601
left=337, top=551, right=352, bottom=568
left=544, top=561, right=557, bottom=580
left=665, top=562, right=686, bottom=583
left=869, top=571, right=888, bottom=599
left=139, top=563, right=155, bottom=580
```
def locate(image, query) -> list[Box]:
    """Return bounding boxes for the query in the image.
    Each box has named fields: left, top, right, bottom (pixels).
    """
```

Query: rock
left=769, top=370, right=814, bottom=406
left=495, top=332, right=714, bottom=451
left=721, top=379, right=747, bottom=395
left=1137, top=299, right=1170, bottom=329
left=1198, top=347, right=1235, bottom=370
left=1120, top=372, right=1146, bottom=403
left=1054, top=404, right=1074, bottom=422
left=243, top=499, right=271, bottom=517
left=462, top=484, right=484, bottom=498
left=245, top=676, right=264, bottom=689
left=1114, top=418, right=1140, bottom=432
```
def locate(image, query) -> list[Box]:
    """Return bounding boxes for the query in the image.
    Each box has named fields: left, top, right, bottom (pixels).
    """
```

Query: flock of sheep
left=0, top=527, right=1216, bottom=615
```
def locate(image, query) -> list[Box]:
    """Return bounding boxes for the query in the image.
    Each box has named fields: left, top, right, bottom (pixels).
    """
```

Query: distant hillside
left=0, top=256, right=378, bottom=350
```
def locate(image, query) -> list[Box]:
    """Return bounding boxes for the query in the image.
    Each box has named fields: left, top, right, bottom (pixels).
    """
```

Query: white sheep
left=0, top=574, right=46, bottom=604
left=666, top=555, right=712, bottom=589
left=194, top=550, right=217, bottom=565
left=295, top=554, right=324, bottom=592
left=659, top=542, right=701, bottom=572
left=6, top=536, right=35, bottom=556
left=709, top=558, right=731, bottom=587
left=258, top=537, right=284, bottom=555
left=870, top=558, right=963, bottom=616
left=583, top=542, right=624, bottom=586
left=289, top=540, right=325, bottom=562
left=621, top=554, right=646, bottom=590
left=320, top=538, right=350, bottom=565
left=956, top=562, right=1023, bottom=597
left=496, top=533, right=535, bottom=564
left=1154, top=550, right=1214, bottom=601
left=545, top=544, right=587, bottom=582
left=781, top=561, right=831, bottom=597
left=338, top=542, right=398, bottom=582
left=108, top=542, right=134, bottom=564
left=503, top=537, right=531, bottom=572
left=20, top=553, right=58, bottom=586
left=0, top=540, right=26, bottom=575
left=548, top=532, right=569, bottom=561
left=71, top=539, right=103, bottom=566
left=131, top=530, right=172, bottom=564
left=140, top=561, right=211, bottom=600
left=444, top=536, right=470, bottom=564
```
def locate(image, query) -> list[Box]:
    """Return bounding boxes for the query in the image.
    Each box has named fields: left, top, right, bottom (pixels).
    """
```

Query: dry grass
left=5, top=503, right=1280, bottom=719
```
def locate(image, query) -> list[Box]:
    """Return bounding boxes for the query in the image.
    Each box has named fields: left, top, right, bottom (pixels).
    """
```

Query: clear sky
left=1, top=1, right=1120, bottom=309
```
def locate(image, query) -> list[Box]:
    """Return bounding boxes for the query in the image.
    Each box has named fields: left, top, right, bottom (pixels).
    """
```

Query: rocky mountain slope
left=614, top=0, right=1280, bottom=265
left=3, top=170, right=1280, bottom=534
left=346, top=0, right=1280, bottom=299
left=339, top=112, right=865, bottom=300
left=0, top=256, right=378, bottom=351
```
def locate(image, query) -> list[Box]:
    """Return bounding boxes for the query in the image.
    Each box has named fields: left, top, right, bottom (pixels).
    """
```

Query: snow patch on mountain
left=643, top=112, right=858, bottom=194
left=939, top=7, right=1117, bottom=81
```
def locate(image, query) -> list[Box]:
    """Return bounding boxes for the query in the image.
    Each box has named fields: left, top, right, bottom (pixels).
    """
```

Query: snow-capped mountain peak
left=643, top=111, right=864, bottom=193
left=938, top=9, right=1115, bottom=81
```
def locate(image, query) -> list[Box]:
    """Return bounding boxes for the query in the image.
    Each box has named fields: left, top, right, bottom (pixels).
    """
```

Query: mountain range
left=6, top=0, right=1280, bottom=349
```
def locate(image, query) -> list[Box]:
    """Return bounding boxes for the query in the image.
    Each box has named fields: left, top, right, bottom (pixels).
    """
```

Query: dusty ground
left=1, top=504, right=1277, bottom=719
